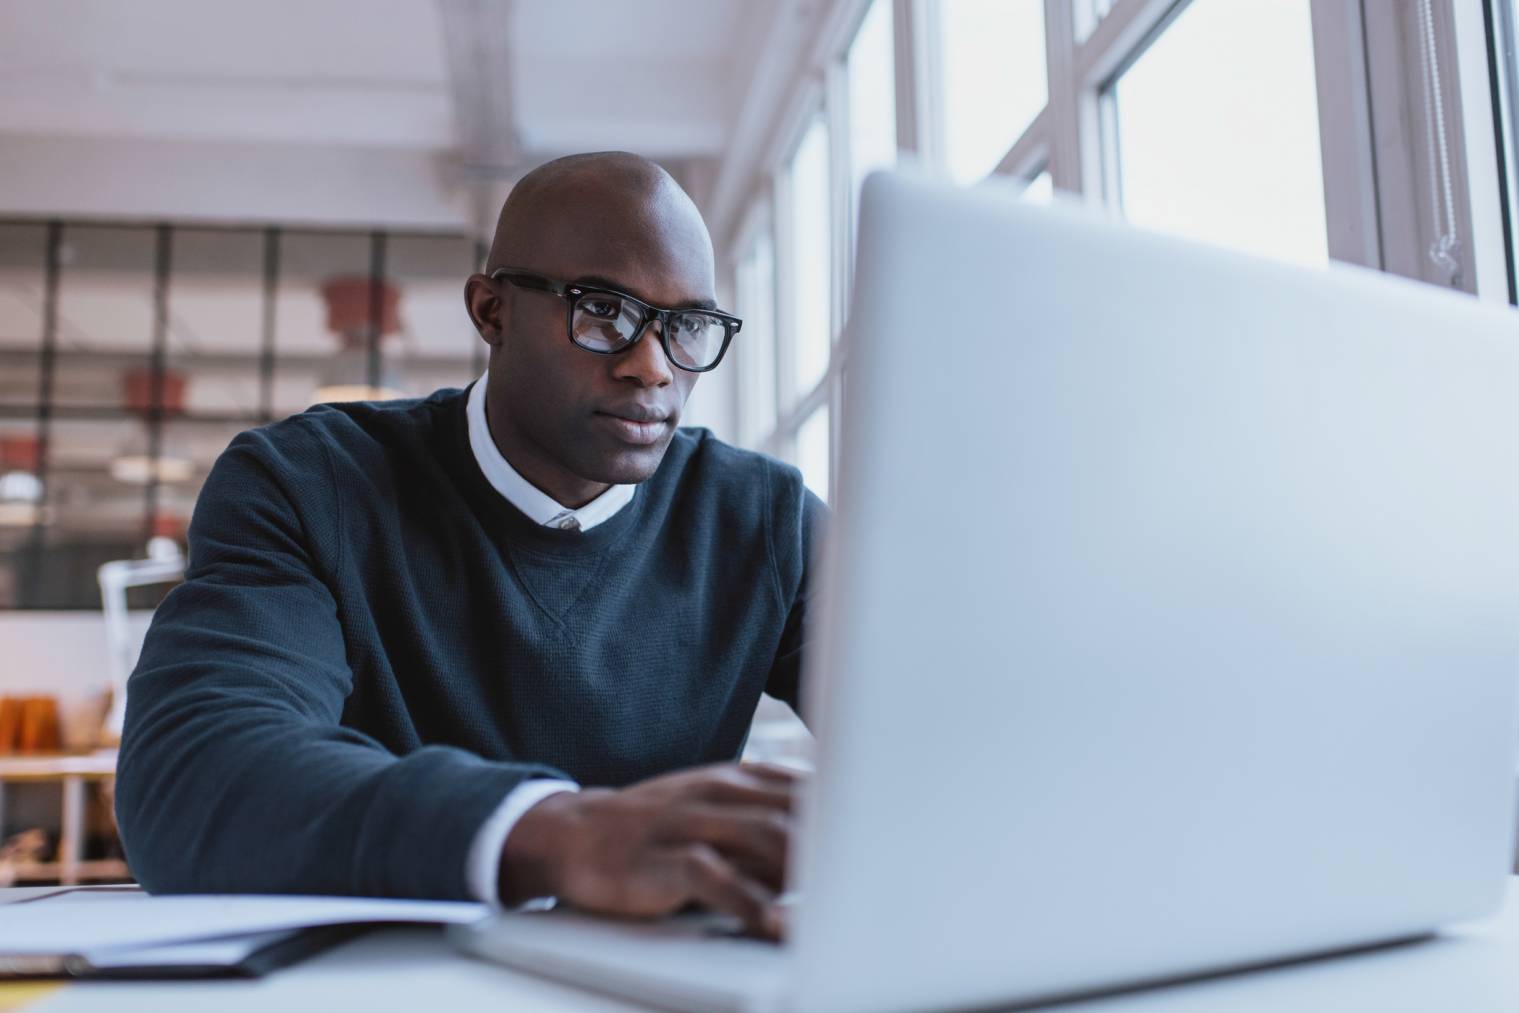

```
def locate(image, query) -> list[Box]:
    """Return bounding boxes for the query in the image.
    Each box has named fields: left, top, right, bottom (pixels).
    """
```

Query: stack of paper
left=0, top=888, right=488, bottom=978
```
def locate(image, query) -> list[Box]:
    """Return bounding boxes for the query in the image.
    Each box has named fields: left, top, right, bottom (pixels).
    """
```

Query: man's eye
left=581, top=298, right=621, bottom=320
left=672, top=313, right=718, bottom=338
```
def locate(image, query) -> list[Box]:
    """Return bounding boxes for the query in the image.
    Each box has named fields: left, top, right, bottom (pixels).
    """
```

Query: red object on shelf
left=320, top=277, right=401, bottom=347
left=0, top=435, right=39, bottom=471
left=122, top=368, right=187, bottom=416
left=149, top=512, right=187, bottom=541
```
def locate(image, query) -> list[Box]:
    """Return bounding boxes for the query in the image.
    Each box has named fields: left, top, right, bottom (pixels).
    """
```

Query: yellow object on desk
left=0, top=982, right=64, bottom=1011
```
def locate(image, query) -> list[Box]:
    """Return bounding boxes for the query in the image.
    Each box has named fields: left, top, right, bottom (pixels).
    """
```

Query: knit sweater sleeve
left=763, top=463, right=829, bottom=721
left=114, top=421, right=564, bottom=900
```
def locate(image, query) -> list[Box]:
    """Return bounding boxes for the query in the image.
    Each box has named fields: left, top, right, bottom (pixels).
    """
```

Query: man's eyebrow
left=575, top=274, right=718, bottom=312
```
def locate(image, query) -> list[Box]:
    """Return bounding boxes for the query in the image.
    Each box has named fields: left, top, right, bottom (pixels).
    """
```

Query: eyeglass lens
left=571, top=294, right=726, bottom=370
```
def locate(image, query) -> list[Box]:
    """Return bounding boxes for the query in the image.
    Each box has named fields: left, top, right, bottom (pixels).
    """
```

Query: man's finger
left=664, top=805, right=790, bottom=880
left=696, top=774, right=795, bottom=812
left=721, top=850, right=788, bottom=894
left=739, top=761, right=803, bottom=784
left=675, top=843, right=781, bottom=940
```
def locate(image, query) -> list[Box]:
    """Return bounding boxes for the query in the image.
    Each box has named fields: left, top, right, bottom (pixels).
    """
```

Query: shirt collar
left=466, top=371, right=635, bottom=532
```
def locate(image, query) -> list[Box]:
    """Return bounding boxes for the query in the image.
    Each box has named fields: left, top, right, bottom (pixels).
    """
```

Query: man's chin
left=566, top=417, right=682, bottom=486
left=579, top=440, right=671, bottom=486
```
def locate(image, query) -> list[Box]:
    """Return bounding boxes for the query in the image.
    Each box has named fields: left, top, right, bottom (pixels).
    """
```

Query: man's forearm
left=117, top=653, right=566, bottom=899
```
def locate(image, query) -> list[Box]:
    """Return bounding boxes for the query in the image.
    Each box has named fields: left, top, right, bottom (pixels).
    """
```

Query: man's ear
left=463, top=273, right=506, bottom=347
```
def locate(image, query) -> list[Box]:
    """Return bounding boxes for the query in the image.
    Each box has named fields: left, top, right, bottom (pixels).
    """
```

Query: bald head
left=462, top=151, right=723, bottom=507
left=486, top=151, right=714, bottom=290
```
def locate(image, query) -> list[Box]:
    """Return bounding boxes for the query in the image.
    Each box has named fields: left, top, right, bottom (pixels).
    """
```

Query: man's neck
left=484, top=391, right=609, bottom=509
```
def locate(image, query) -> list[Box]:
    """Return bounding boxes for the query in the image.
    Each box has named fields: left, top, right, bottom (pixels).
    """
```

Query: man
left=115, top=152, right=825, bottom=940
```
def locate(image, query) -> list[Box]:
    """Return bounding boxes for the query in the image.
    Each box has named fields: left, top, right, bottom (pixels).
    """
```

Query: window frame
left=1489, top=0, right=1519, bottom=302
left=711, top=0, right=1512, bottom=508
left=0, top=217, right=479, bottom=609
left=730, top=199, right=781, bottom=449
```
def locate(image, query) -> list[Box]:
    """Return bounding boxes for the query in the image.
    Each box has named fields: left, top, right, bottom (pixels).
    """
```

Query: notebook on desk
left=0, top=887, right=488, bottom=979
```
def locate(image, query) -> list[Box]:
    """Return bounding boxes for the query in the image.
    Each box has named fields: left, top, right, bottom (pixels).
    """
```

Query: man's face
left=468, top=180, right=716, bottom=489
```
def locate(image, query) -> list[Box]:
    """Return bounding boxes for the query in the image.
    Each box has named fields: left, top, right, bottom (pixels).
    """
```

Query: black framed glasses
left=490, top=267, right=742, bottom=373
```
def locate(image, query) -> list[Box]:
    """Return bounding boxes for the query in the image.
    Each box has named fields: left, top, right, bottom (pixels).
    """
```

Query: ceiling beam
left=438, top=0, right=522, bottom=176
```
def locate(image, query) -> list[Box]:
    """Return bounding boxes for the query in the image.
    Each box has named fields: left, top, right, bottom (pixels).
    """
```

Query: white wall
left=0, top=133, right=474, bottom=229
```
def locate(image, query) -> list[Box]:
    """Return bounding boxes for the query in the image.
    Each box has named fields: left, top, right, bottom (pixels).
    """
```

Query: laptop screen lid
left=787, top=170, right=1519, bottom=1012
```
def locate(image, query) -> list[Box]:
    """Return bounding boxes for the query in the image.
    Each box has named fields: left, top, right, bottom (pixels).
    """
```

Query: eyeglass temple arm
left=490, top=269, right=567, bottom=297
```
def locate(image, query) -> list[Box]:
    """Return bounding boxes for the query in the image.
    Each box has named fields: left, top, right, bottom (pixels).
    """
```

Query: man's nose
left=614, top=319, right=674, bottom=387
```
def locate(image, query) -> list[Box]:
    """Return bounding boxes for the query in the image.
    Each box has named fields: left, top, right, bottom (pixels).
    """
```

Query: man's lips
left=595, top=409, right=671, bottom=446
left=597, top=405, right=670, bottom=423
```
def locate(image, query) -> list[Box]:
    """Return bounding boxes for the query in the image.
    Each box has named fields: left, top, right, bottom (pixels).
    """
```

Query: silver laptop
left=452, top=170, right=1519, bottom=1012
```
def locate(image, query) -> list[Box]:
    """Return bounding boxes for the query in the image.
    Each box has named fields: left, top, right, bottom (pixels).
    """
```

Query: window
left=722, top=0, right=1488, bottom=563
left=0, top=225, right=46, bottom=411
left=275, top=232, right=382, bottom=415
left=735, top=225, right=778, bottom=448
left=1025, top=170, right=1054, bottom=204
left=387, top=234, right=484, bottom=392
left=54, top=227, right=158, bottom=409
left=0, top=219, right=478, bottom=609
left=847, top=0, right=897, bottom=238
left=169, top=229, right=267, bottom=416
left=0, top=225, right=46, bottom=607
left=1494, top=0, right=1519, bottom=301
left=1079, top=0, right=1118, bottom=41
left=784, top=116, right=833, bottom=403
left=796, top=404, right=830, bottom=503
left=1108, top=0, right=1329, bottom=266
left=938, top=0, right=1046, bottom=184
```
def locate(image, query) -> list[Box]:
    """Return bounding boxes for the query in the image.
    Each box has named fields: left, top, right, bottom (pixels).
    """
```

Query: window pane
left=0, top=225, right=47, bottom=408
left=2, top=222, right=479, bottom=610
left=1496, top=0, right=1519, bottom=300
left=0, top=418, right=41, bottom=608
left=169, top=229, right=266, bottom=417
left=736, top=227, right=778, bottom=448
left=1025, top=170, right=1054, bottom=204
left=787, top=117, right=832, bottom=400
left=165, top=417, right=244, bottom=516
left=30, top=417, right=150, bottom=608
left=55, top=226, right=158, bottom=409
left=274, top=232, right=383, bottom=417
left=848, top=0, right=897, bottom=236
left=939, top=0, right=1046, bottom=184
left=1112, top=0, right=1328, bottom=266
left=386, top=235, right=479, bottom=396
left=796, top=404, right=830, bottom=503
left=1080, top=0, right=1117, bottom=41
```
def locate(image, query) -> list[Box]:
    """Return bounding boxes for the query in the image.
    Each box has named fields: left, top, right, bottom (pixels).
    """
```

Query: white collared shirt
left=464, top=370, right=634, bottom=905
left=465, top=369, right=635, bottom=532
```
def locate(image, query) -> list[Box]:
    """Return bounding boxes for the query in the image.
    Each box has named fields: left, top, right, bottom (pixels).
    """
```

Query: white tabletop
left=14, top=879, right=1519, bottom=1013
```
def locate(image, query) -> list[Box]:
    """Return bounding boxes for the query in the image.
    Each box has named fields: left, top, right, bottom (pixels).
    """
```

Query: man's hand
left=499, top=762, right=798, bottom=939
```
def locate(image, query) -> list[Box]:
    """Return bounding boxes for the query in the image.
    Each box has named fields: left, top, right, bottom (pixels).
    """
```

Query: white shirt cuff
left=465, top=778, right=580, bottom=908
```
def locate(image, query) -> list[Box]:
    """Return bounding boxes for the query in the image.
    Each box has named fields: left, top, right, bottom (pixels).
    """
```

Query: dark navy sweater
left=115, top=382, right=825, bottom=900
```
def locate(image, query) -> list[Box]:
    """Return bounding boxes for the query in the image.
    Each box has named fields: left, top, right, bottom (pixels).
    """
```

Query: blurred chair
left=97, top=536, right=184, bottom=746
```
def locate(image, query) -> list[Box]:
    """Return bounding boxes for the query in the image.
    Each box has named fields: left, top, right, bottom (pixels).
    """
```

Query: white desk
left=12, top=880, right=1519, bottom=1013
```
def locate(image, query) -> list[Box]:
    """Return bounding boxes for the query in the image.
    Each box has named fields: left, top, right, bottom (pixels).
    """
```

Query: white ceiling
left=0, top=0, right=762, bottom=158
left=509, top=0, right=754, bottom=155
